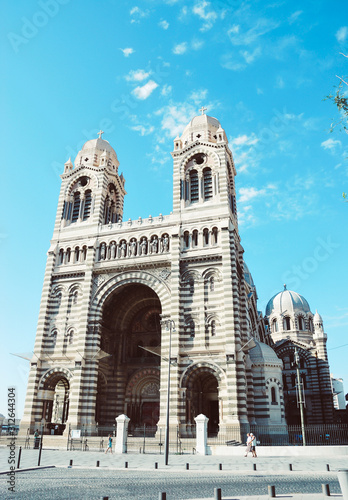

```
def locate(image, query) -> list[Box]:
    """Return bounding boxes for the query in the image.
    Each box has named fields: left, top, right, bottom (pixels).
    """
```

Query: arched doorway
left=96, top=283, right=162, bottom=429
left=40, top=372, right=70, bottom=435
left=183, top=365, right=220, bottom=436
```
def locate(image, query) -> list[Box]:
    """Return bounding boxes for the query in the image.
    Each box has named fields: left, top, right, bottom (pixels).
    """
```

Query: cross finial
left=97, top=130, right=104, bottom=139
left=283, top=284, right=287, bottom=290
left=199, top=106, right=207, bottom=115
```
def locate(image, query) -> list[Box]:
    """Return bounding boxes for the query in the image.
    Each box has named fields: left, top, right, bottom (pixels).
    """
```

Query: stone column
left=115, top=414, right=130, bottom=453
left=195, top=414, right=209, bottom=455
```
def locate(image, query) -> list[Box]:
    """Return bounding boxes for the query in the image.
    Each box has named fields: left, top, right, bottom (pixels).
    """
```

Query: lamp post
left=294, top=347, right=306, bottom=446
left=161, top=318, right=175, bottom=466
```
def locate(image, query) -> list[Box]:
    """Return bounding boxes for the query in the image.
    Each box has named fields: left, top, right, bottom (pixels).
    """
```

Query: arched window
left=211, top=320, right=216, bottom=336
left=189, top=280, right=194, bottom=294
left=184, top=231, right=190, bottom=248
left=66, top=248, right=71, bottom=263
left=82, top=246, right=87, bottom=260
left=190, top=170, right=199, bottom=203
left=283, top=316, right=291, bottom=330
left=190, top=321, right=195, bottom=337
left=203, top=228, right=209, bottom=245
left=203, top=167, right=213, bottom=200
left=308, top=318, right=313, bottom=332
left=271, top=386, right=277, bottom=404
left=59, top=249, right=64, bottom=265
left=298, top=316, right=304, bottom=330
left=212, top=227, right=218, bottom=245
left=75, top=247, right=80, bottom=263
left=272, top=319, right=278, bottom=332
left=83, top=190, right=92, bottom=221
left=192, top=230, right=198, bottom=247
left=210, top=277, right=215, bottom=292
left=71, top=192, right=81, bottom=223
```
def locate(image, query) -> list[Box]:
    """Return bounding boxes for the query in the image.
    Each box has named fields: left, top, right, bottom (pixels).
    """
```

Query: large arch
left=38, top=368, right=72, bottom=434
left=93, top=280, right=164, bottom=429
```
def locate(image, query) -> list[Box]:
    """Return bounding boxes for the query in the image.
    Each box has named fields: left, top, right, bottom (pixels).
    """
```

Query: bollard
left=337, top=470, right=348, bottom=500
left=322, top=483, right=330, bottom=496
left=253, top=463, right=257, bottom=471
left=327, top=464, right=330, bottom=471
left=268, top=485, right=276, bottom=498
left=219, top=463, right=222, bottom=471
left=186, top=463, right=189, bottom=470
left=125, top=461, right=128, bottom=468
left=38, top=441, right=43, bottom=467
left=155, top=462, right=158, bottom=469
left=214, top=487, right=222, bottom=500
left=17, top=446, right=22, bottom=469
left=159, top=493, right=166, bottom=500
left=96, top=460, right=100, bottom=468
left=69, top=459, right=73, bottom=466
left=289, top=463, right=293, bottom=471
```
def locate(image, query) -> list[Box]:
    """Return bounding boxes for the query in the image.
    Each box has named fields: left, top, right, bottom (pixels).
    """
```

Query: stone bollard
left=219, top=463, right=222, bottom=470
left=268, top=485, right=276, bottom=498
left=124, top=461, right=128, bottom=468
left=115, top=414, right=130, bottom=454
left=96, top=460, right=100, bottom=468
left=289, top=463, right=293, bottom=471
left=186, top=463, right=189, bottom=470
left=253, top=463, right=257, bottom=471
left=194, top=414, right=209, bottom=455
left=69, top=459, right=73, bottom=467
left=337, top=470, right=348, bottom=500
left=214, top=487, right=222, bottom=500
left=155, top=462, right=158, bottom=469
left=327, top=464, right=330, bottom=471
left=322, top=483, right=330, bottom=496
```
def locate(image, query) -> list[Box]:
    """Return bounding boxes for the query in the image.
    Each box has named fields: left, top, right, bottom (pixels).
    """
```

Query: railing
left=99, top=214, right=173, bottom=232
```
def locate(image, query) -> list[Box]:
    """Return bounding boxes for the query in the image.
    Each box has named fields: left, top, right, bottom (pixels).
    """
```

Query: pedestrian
left=250, top=432, right=257, bottom=457
left=244, top=433, right=252, bottom=457
left=105, top=434, right=113, bottom=454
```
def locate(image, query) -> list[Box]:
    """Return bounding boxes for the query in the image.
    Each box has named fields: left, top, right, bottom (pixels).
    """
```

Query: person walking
left=105, top=434, right=113, bottom=454
left=244, top=433, right=252, bottom=457
left=250, top=432, right=257, bottom=457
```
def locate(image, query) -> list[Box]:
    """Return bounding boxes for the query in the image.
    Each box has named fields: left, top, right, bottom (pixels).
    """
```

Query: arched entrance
left=96, top=283, right=162, bottom=429
left=40, top=370, right=70, bottom=435
left=183, top=365, right=220, bottom=436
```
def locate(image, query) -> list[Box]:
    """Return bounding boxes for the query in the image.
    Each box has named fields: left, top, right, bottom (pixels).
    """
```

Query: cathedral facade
left=21, top=112, right=334, bottom=438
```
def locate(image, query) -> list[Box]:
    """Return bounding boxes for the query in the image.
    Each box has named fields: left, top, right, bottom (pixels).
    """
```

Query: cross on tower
left=199, top=106, right=207, bottom=115
left=97, top=130, right=104, bottom=139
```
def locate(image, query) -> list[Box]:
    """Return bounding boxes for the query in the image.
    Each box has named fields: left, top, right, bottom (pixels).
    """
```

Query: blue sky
left=1, top=0, right=348, bottom=418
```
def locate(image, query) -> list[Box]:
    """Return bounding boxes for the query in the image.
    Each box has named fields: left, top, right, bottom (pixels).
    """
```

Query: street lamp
left=294, top=347, right=306, bottom=446
left=161, top=318, right=175, bottom=466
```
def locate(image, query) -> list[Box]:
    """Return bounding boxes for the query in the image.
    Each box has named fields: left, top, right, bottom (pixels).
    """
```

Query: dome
left=265, top=287, right=311, bottom=317
left=74, top=136, right=119, bottom=168
left=244, top=262, right=255, bottom=288
left=313, top=310, right=323, bottom=323
left=249, top=339, right=282, bottom=367
left=82, top=138, right=117, bottom=156
left=181, top=113, right=221, bottom=145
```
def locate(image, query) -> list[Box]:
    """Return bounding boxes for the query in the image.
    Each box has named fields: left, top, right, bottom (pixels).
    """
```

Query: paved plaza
left=0, top=446, right=347, bottom=499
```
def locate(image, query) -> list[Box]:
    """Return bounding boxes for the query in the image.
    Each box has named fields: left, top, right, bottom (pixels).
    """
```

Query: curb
left=0, top=465, right=56, bottom=475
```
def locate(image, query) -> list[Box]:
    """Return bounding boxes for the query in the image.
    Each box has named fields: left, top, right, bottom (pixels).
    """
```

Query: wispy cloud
left=120, top=48, right=134, bottom=57
left=321, top=138, right=342, bottom=152
left=161, top=84, right=172, bottom=96
left=190, top=89, right=208, bottom=104
left=155, top=102, right=197, bottom=137
left=238, top=186, right=266, bottom=203
left=192, top=39, right=204, bottom=50
left=275, top=75, right=285, bottom=88
left=288, top=10, right=302, bottom=25
left=159, top=20, right=169, bottom=30
left=132, top=80, right=159, bottom=100
left=131, top=125, right=155, bottom=136
left=126, top=69, right=150, bottom=82
left=227, top=18, right=280, bottom=46
left=240, top=47, right=261, bottom=64
left=173, top=42, right=188, bottom=55
left=130, top=6, right=149, bottom=23
left=230, top=133, right=260, bottom=173
left=192, top=0, right=218, bottom=31
left=336, top=26, right=348, bottom=43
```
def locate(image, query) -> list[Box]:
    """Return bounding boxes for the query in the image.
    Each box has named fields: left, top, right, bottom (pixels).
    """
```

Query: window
left=210, top=277, right=215, bottom=292
left=283, top=316, right=291, bottom=330
left=75, top=247, right=80, bottom=262
left=298, top=316, right=304, bottom=330
left=211, top=320, right=216, bottom=336
left=184, top=231, right=190, bottom=248
left=190, top=322, right=195, bottom=337
left=83, top=190, right=92, bottom=220
left=272, top=319, right=278, bottom=332
left=203, top=228, right=209, bottom=245
left=189, top=280, right=194, bottom=294
left=190, top=170, right=199, bottom=203
left=66, top=248, right=71, bottom=263
left=71, top=192, right=81, bottom=222
left=192, top=230, right=198, bottom=247
left=308, top=318, right=313, bottom=331
left=271, top=386, right=277, bottom=404
left=203, top=167, right=213, bottom=200
left=212, top=227, right=218, bottom=245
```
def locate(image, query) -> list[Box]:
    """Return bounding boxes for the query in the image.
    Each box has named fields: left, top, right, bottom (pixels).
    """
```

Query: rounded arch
left=180, top=149, right=220, bottom=177
left=38, top=367, right=73, bottom=391
left=180, top=360, right=226, bottom=389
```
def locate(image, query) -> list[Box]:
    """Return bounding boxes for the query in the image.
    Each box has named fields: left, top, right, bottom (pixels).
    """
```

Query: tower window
left=283, top=316, right=291, bottom=330
left=71, top=192, right=81, bottom=223
left=83, top=190, right=92, bottom=221
left=190, top=170, right=199, bottom=203
left=271, top=386, right=277, bottom=404
left=192, top=230, right=198, bottom=247
left=203, top=167, right=213, bottom=200
left=272, top=319, right=278, bottom=332
left=212, top=227, right=218, bottom=245
left=203, top=228, right=209, bottom=245
left=211, top=320, right=216, bottom=336
left=184, top=231, right=190, bottom=248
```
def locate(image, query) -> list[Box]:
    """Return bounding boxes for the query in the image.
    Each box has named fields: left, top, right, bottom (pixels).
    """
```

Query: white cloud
left=131, top=125, right=155, bottom=136
left=156, top=102, right=197, bottom=137
left=190, top=89, right=208, bottom=104
left=238, top=187, right=266, bottom=203
left=336, top=26, right=348, bottom=43
left=173, top=42, right=188, bottom=55
left=120, top=48, right=134, bottom=57
left=159, top=20, right=169, bottom=30
left=231, top=134, right=259, bottom=147
left=126, top=69, right=150, bottom=82
left=161, top=84, right=172, bottom=96
left=228, top=18, right=280, bottom=46
left=240, top=47, right=261, bottom=64
left=229, top=133, right=260, bottom=173
left=192, top=39, right=204, bottom=50
left=132, top=80, right=159, bottom=100
left=321, top=138, right=342, bottom=152
left=221, top=54, right=246, bottom=71
left=275, top=75, right=285, bottom=88
left=193, top=0, right=218, bottom=31
left=288, top=10, right=302, bottom=24
left=130, top=6, right=149, bottom=23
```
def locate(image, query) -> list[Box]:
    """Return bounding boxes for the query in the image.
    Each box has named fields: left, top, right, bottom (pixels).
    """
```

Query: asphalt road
left=0, top=468, right=342, bottom=500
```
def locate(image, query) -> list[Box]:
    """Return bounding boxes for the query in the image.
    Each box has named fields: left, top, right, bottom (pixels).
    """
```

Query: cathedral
left=20, top=111, right=334, bottom=439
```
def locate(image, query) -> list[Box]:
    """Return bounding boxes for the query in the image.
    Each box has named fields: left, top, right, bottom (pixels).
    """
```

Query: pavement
left=0, top=446, right=347, bottom=499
